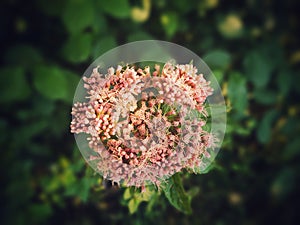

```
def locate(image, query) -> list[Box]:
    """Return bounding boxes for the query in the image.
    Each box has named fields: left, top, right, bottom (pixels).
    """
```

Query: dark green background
left=1, top=0, right=300, bottom=224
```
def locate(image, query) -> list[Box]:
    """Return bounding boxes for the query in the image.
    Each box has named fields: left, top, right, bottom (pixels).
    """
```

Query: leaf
left=0, top=67, right=31, bottom=103
left=212, top=69, right=225, bottom=84
left=123, top=188, right=131, bottom=200
left=36, top=0, right=66, bottom=16
left=283, top=139, right=300, bottom=161
left=124, top=186, right=157, bottom=214
left=127, top=31, right=153, bottom=42
left=16, top=120, right=49, bottom=143
left=203, top=50, right=232, bottom=70
left=244, top=50, right=274, bottom=88
left=37, top=68, right=79, bottom=103
left=280, top=117, right=298, bottom=137
left=173, top=0, right=193, bottom=13
left=28, top=203, right=53, bottom=223
left=128, top=198, right=140, bottom=214
left=62, top=0, right=95, bottom=34
left=62, top=33, right=92, bottom=63
left=63, top=70, right=80, bottom=103
left=48, top=106, right=71, bottom=136
left=160, top=12, right=179, bottom=38
left=97, top=0, right=131, bottom=18
left=92, top=35, right=117, bottom=59
left=4, top=45, right=43, bottom=68
left=227, top=72, right=248, bottom=114
left=77, top=177, right=92, bottom=202
left=162, top=173, right=192, bottom=214
left=271, top=168, right=296, bottom=200
left=276, top=69, right=292, bottom=97
left=256, top=109, right=279, bottom=144
left=64, top=176, right=91, bottom=202
left=92, top=13, right=107, bottom=34
left=253, top=89, right=277, bottom=105
left=32, top=65, right=68, bottom=101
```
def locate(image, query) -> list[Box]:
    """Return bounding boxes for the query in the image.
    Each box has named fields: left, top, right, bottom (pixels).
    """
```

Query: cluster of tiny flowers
left=71, top=62, right=214, bottom=187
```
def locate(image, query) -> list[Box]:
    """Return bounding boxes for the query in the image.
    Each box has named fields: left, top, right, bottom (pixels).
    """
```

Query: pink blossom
left=71, top=62, right=214, bottom=187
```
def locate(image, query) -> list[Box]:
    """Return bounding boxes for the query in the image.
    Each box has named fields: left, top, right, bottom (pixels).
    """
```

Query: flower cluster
left=71, top=62, right=214, bottom=187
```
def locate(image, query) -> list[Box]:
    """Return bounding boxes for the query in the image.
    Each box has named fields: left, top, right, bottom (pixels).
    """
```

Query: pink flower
left=71, top=62, right=214, bottom=187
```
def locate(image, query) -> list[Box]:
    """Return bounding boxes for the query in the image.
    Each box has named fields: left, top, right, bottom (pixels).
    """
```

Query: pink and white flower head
left=71, top=61, right=218, bottom=187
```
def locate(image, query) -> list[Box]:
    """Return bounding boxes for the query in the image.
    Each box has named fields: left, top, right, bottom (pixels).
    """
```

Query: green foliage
left=227, top=72, right=248, bottom=114
left=92, top=35, right=117, bottom=59
left=276, top=69, right=292, bottom=97
left=256, top=109, right=279, bottom=144
left=32, top=65, right=79, bottom=103
left=4, top=45, right=43, bottom=67
left=0, top=67, right=31, bottom=103
left=62, top=33, right=93, bottom=63
left=97, top=0, right=131, bottom=19
left=123, top=185, right=158, bottom=214
left=244, top=50, right=274, bottom=88
left=33, top=65, right=69, bottom=101
left=37, top=0, right=66, bottom=16
left=161, top=173, right=192, bottom=215
left=160, top=12, right=179, bottom=38
left=271, top=168, right=296, bottom=201
left=127, top=31, right=153, bottom=42
left=283, top=139, right=300, bottom=161
left=203, top=50, right=231, bottom=70
left=1, top=0, right=300, bottom=225
left=62, top=0, right=95, bottom=34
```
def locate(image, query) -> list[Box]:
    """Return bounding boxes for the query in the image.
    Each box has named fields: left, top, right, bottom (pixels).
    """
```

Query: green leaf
left=4, top=45, right=43, bottom=68
left=161, top=12, right=179, bottom=38
left=123, top=188, right=132, bottom=200
left=124, top=186, right=157, bottom=214
left=64, top=176, right=91, bottom=202
left=63, top=70, right=80, bottom=103
left=280, top=117, right=298, bottom=137
left=33, top=68, right=78, bottom=104
left=162, top=173, right=192, bottom=214
left=212, top=69, right=225, bottom=84
left=48, top=106, right=71, bottom=136
left=253, top=89, right=277, bottom=105
left=271, top=168, right=296, bottom=200
left=227, top=72, right=248, bottom=114
left=62, top=0, right=95, bottom=34
left=17, top=120, right=48, bottom=142
left=77, top=177, right=92, bottom=202
left=0, top=67, right=31, bottom=103
left=276, top=69, right=292, bottom=97
left=62, top=33, right=92, bottom=63
left=244, top=50, right=274, bottom=88
left=36, top=0, right=66, bottom=16
left=203, top=50, right=231, bottom=70
left=173, top=0, right=193, bottom=13
left=128, top=198, right=140, bottom=214
left=32, top=65, right=68, bottom=101
left=92, top=35, right=117, bottom=59
left=92, top=13, right=107, bottom=34
left=256, top=109, right=278, bottom=144
left=97, top=0, right=131, bottom=18
left=283, top=139, right=300, bottom=161
left=28, top=203, right=53, bottom=223
left=127, top=31, right=153, bottom=42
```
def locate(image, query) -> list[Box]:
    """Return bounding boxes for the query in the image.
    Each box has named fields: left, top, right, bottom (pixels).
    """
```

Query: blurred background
left=1, top=0, right=300, bottom=224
